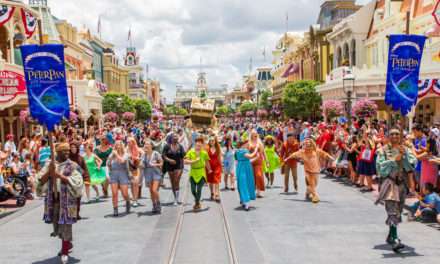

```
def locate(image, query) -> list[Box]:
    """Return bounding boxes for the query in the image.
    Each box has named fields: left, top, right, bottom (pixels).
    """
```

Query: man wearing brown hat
left=36, top=142, right=84, bottom=263
left=376, top=128, right=417, bottom=253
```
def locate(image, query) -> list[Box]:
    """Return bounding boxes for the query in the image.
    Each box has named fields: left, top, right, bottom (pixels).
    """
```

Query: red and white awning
left=418, top=79, right=440, bottom=98
left=0, top=5, right=15, bottom=26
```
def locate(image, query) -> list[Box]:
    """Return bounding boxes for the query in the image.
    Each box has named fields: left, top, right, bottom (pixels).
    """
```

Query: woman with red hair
left=206, top=136, right=222, bottom=202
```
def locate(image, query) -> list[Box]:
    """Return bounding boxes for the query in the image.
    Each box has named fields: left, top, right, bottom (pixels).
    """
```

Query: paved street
left=1, top=166, right=439, bottom=264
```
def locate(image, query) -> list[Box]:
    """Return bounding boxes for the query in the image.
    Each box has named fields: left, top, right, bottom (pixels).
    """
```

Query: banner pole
left=400, top=10, right=411, bottom=141
left=37, top=19, right=56, bottom=163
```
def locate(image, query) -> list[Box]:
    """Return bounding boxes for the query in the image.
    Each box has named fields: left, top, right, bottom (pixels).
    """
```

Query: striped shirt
left=39, top=146, right=51, bottom=167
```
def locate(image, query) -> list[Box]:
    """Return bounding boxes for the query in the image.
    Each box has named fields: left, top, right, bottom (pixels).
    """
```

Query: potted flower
left=122, top=112, right=135, bottom=122
left=257, top=109, right=268, bottom=118
left=69, top=111, right=79, bottom=123
left=322, top=100, right=344, bottom=122
left=352, top=99, right=378, bottom=119
left=20, top=109, right=30, bottom=123
left=104, top=112, right=118, bottom=123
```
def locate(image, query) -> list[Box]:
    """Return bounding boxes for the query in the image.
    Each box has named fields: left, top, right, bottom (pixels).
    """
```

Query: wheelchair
left=0, top=170, right=28, bottom=207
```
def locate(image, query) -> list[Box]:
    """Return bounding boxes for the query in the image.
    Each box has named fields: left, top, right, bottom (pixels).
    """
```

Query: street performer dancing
left=36, top=141, right=84, bottom=263
left=376, top=129, right=416, bottom=253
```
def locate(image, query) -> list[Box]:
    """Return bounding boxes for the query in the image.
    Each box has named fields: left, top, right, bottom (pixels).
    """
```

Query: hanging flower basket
left=122, top=112, right=135, bottom=121
left=19, top=109, right=38, bottom=125
left=20, top=109, right=30, bottom=123
left=322, top=100, right=344, bottom=121
left=69, top=111, right=79, bottom=123
left=352, top=99, right=378, bottom=118
left=246, top=111, right=254, bottom=117
left=104, top=112, right=118, bottom=123
left=257, top=109, right=268, bottom=118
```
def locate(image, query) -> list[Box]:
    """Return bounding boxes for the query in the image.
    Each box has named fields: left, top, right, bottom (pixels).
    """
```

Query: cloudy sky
left=49, top=0, right=370, bottom=101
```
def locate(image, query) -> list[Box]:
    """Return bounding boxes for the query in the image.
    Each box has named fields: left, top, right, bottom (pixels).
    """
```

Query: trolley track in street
left=166, top=179, right=237, bottom=264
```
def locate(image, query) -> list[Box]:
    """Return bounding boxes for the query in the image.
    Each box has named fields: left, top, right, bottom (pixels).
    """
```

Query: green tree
left=216, top=105, right=229, bottom=116
left=259, top=89, right=272, bottom=110
left=177, top=108, right=188, bottom=116
left=282, top=80, right=322, bottom=120
left=238, top=101, right=256, bottom=114
left=102, top=93, right=135, bottom=114
left=133, top=99, right=152, bottom=121
left=164, top=105, right=177, bottom=116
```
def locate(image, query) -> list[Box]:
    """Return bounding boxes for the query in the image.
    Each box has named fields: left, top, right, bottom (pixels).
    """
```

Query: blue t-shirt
left=0, top=173, right=4, bottom=187
left=413, top=137, right=427, bottom=172
left=423, top=192, right=440, bottom=212
left=300, top=128, right=310, bottom=143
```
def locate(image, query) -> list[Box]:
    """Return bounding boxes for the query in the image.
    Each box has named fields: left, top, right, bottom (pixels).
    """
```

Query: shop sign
left=0, top=70, right=26, bottom=103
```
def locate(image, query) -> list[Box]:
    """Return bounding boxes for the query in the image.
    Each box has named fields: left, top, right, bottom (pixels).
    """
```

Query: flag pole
left=401, top=9, right=411, bottom=139
left=38, top=18, right=55, bottom=162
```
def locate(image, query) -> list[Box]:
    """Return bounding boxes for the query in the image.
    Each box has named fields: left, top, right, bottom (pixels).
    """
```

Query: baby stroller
left=0, top=175, right=27, bottom=207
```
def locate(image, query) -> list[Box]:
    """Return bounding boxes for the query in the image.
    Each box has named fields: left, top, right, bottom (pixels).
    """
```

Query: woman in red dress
left=207, top=136, right=222, bottom=202
left=248, top=130, right=268, bottom=198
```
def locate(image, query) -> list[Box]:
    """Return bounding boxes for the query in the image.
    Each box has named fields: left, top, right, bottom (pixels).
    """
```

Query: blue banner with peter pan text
left=20, top=44, right=70, bottom=131
left=385, top=34, right=426, bottom=116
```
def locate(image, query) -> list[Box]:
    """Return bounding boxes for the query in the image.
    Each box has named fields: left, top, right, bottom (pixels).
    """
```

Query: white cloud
left=47, top=0, right=370, bottom=101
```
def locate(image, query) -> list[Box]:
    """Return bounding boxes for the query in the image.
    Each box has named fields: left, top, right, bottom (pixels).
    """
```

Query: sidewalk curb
left=0, top=199, right=43, bottom=227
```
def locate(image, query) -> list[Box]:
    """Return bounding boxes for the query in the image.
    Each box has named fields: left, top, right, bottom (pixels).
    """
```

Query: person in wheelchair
left=10, top=152, right=34, bottom=199
left=0, top=172, right=18, bottom=197
left=0, top=152, right=20, bottom=199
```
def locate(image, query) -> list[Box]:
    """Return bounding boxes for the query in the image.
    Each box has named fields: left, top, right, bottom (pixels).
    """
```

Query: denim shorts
left=109, top=170, right=130, bottom=185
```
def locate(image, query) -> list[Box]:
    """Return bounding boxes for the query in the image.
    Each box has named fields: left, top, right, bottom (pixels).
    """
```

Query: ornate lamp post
left=343, top=73, right=355, bottom=128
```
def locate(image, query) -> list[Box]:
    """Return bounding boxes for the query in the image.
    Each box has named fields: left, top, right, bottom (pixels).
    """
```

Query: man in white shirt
left=4, top=134, right=16, bottom=154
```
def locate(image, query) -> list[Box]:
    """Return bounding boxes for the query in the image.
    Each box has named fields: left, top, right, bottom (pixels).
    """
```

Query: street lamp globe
left=343, top=73, right=355, bottom=94
left=342, top=72, right=355, bottom=128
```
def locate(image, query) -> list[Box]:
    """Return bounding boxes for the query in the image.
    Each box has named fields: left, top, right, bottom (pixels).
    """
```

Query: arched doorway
left=351, top=39, right=356, bottom=66
left=414, top=96, right=440, bottom=126
left=337, top=46, right=342, bottom=67
left=343, top=43, right=350, bottom=66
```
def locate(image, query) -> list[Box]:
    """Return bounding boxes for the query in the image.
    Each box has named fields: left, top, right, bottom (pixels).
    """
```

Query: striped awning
left=282, top=63, right=299, bottom=78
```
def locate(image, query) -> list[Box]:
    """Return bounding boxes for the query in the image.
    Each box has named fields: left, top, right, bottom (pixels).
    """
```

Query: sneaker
left=312, top=196, right=320, bottom=203
left=61, top=255, right=68, bottom=264
left=392, top=239, right=405, bottom=252
left=132, top=201, right=139, bottom=208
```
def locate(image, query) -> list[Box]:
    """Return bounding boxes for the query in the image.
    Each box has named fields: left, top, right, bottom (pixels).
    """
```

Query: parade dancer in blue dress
left=235, top=141, right=258, bottom=211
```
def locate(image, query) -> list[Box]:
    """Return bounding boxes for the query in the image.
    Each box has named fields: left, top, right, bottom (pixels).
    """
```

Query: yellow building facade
left=270, top=33, right=304, bottom=104
left=103, top=50, right=129, bottom=95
